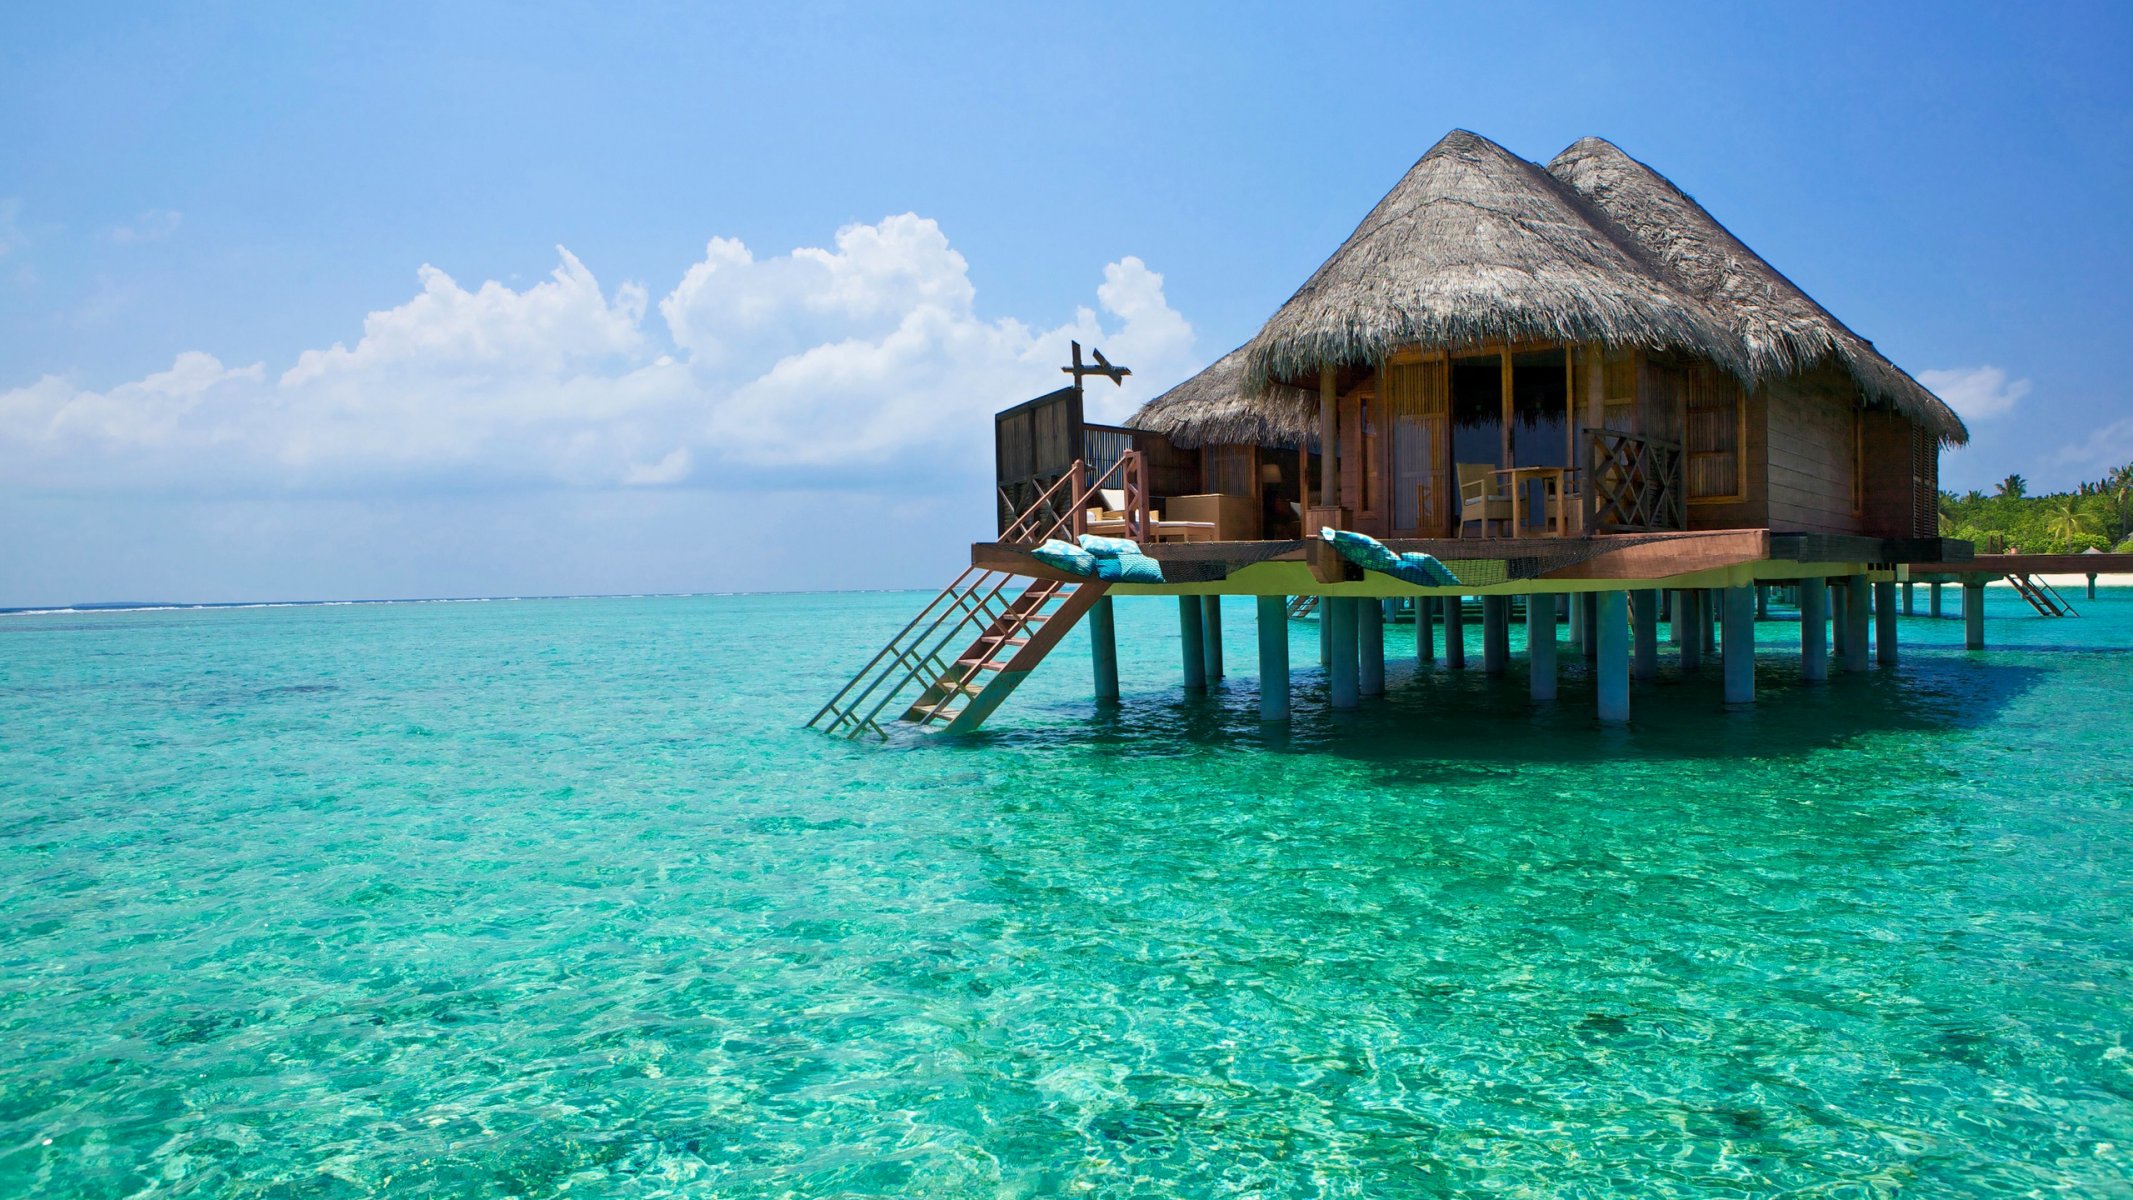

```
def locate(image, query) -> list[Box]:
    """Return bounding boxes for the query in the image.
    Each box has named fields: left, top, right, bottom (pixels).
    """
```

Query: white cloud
left=2053, top=415, right=2133, bottom=474
left=107, top=209, right=182, bottom=245
left=0, top=215, right=1197, bottom=494
left=1917, top=365, right=2029, bottom=422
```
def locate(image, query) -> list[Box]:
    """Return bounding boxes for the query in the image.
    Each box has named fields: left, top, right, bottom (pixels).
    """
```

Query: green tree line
left=1939, top=463, right=2133, bottom=554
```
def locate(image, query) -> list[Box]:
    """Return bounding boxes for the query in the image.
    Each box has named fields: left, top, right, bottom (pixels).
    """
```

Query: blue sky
left=3, top=2, right=2129, bottom=605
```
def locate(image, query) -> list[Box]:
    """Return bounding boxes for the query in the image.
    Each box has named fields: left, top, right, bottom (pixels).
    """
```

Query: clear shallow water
left=3, top=586, right=2130, bottom=1198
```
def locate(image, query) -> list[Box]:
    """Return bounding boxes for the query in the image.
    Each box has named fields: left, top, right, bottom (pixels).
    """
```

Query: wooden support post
left=1360, top=598, right=1386, bottom=696
left=1964, top=581, right=1986, bottom=650
left=1257, top=595, right=1290, bottom=721
left=1596, top=590, right=1630, bottom=724
left=1568, top=592, right=1586, bottom=657
left=1668, top=588, right=1686, bottom=646
left=1722, top=584, right=1755, bottom=706
left=1445, top=596, right=1467, bottom=669
left=1930, top=581, right=1943, bottom=618
left=1200, top=595, right=1224, bottom=682
left=2089, top=573, right=2099, bottom=601
left=1902, top=581, right=1916, bottom=616
left=1631, top=589, right=1659, bottom=680
left=1800, top=577, right=1828, bottom=682
left=1482, top=595, right=1509, bottom=675
left=1755, top=585, right=1769, bottom=620
left=1319, top=602, right=1331, bottom=666
left=1416, top=596, right=1436, bottom=663
left=1089, top=595, right=1119, bottom=702
left=1842, top=575, right=1871, bottom=672
left=1528, top=590, right=1557, bottom=701
left=1319, top=365, right=1338, bottom=509
left=1700, top=588, right=1719, bottom=658
left=1583, top=593, right=1599, bottom=661
left=1179, top=596, right=1206, bottom=690
left=1875, top=581, right=1898, bottom=667
left=1829, top=579, right=1847, bottom=659
left=1329, top=596, right=1360, bottom=708
left=1679, top=590, right=1703, bottom=671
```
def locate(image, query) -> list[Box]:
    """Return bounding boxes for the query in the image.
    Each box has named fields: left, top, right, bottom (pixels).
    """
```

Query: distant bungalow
left=814, top=131, right=1975, bottom=738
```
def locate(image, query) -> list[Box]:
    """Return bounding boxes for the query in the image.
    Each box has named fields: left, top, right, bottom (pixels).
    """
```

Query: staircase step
left=955, top=657, right=1009, bottom=671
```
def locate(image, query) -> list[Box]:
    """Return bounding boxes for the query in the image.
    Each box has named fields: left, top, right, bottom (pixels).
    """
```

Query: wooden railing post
left=1069, top=460, right=1087, bottom=539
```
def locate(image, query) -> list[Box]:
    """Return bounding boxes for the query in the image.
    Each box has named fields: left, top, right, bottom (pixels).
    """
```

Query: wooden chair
left=1457, top=462, right=1513, bottom=537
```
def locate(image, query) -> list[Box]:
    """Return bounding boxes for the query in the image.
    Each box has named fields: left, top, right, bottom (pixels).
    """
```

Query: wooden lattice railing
left=1584, top=430, right=1684, bottom=532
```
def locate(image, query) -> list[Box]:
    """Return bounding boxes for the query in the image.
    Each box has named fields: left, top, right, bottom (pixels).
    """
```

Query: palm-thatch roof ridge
left=1127, top=343, right=1318, bottom=450
left=1241, top=129, right=1747, bottom=395
left=1547, top=137, right=1966, bottom=444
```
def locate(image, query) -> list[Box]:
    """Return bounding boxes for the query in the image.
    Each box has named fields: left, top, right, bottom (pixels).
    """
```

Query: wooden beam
left=1541, top=529, right=1770, bottom=581
left=1319, top=364, right=1338, bottom=508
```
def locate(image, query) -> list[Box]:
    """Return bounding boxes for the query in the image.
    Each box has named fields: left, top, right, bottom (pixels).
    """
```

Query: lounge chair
left=1457, top=462, right=1513, bottom=537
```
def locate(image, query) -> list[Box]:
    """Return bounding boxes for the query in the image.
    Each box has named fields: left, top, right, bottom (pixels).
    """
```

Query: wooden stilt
left=1596, top=590, right=1629, bottom=724
left=1179, top=596, right=1207, bottom=689
left=1089, top=595, right=1119, bottom=702
left=1528, top=590, right=1557, bottom=701
left=1329, top=597, right=1360, bottom=708
left=1722, top=584, right=1755, bottom=705
left=1416, top=596, right=1435, bottom=663
left=1257, top=595, right=1289, bottom=721
left=1200, top=595, right=1224, bottom=682
left=2089, top=573, right=2099, bottom=601
left=1875, top=581, right=1898, bottom=666
left=1964, top=581, right=1985, bottom=649
left=1583, top=593, right=1599, bottom=661
left=1360, top=598, right=1385, bottom=696
left=1568, top=593, right=1586, bottom=657
left=1445, top=596, right=1467, bottom=669
left=1700, top=588, right=1719, bottom=658
left=1631, top=589, right=1659, bottom=679
left=1930, top=581, right=1942, bottom=619
left=1319, top=601, right=1331, bottom=666
left=1755, top=585, right=1769, bottom=620
left=1902, top=581, right=1915, bottom=616
left=1842, top=575, right=1871, bottom=672
left=1800, top=577, right=1829, bottom=682
left=1679, top=590, right=1703, bottom=671
left=1669, top=588, right=1686, bottom=647
left=1482, top=595, right=1508, bottom=675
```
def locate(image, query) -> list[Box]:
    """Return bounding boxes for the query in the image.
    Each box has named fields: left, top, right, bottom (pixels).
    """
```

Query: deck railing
left=1584, top=429, right=1685, bottom=532
left=996, top=450, right=1150, bottom=546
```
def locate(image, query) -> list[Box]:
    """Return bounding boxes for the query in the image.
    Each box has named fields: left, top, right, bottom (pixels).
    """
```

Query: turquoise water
left=3, top=586, right=2130, bottom=1197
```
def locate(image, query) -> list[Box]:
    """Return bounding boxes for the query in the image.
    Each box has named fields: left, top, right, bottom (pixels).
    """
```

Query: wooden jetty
left=811, top=130, right=2115, bottom=739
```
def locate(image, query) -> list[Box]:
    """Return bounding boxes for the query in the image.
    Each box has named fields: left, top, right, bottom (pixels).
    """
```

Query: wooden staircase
left=809, top=451, right=1149, bottom=739
left=1286, top=595, right=1319, bottom=619
left=2005, top=573, right=2078, bottom=617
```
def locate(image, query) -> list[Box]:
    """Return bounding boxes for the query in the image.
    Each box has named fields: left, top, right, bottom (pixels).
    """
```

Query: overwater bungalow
left=812, top=131, right=1982, bottom=738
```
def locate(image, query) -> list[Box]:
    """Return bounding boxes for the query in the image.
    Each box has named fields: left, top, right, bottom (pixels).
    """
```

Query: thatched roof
left=1548, top=137, right=1966, bottom=444
left=1128, top=343, right=1318, bottom=450
left=1242, top=130, right=1744, bottom=394
left=1233, top=129, right=1968, bottom=446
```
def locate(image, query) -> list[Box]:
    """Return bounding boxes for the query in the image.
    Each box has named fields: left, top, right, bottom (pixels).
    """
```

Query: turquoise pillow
left=1092, top=551, right=1165, bottom=583
left=1392, top=551, right=1461, bottom=587
left=1077, top=533, right=1143, bottom=558
left=1030, top=538, right=1096, bottom=576
left=1319, top=527, right=1402, bottom=573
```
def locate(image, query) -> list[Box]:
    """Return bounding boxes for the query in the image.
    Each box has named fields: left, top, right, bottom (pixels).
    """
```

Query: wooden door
left=1383, top=359, right=1449, bottom=535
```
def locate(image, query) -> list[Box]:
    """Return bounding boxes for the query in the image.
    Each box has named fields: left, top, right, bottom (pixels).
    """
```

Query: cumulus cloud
left=107, top=209, right=182, bottom=245
left=0, top=215, right=1197, bottom=493
left=1917, top=365, right=2029, bottom=422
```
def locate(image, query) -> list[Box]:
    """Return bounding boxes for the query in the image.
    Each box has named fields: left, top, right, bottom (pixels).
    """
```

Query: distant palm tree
left=2046, top=495, right=2096, bottom=543
left=1961, top=489, right=1985, bottom=505
left=1997, top=473, right=2027, bottom=499
left=2106, top=463, right=2133, bottom=544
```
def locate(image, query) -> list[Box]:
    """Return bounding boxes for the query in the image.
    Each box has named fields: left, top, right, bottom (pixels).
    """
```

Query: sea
left=3, top=585, right=2129, bottom=1197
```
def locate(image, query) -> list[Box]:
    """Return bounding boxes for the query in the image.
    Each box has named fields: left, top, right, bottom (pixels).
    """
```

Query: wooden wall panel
left=1688, top=385, right=1769, bottom=531
left=1859, top=410, right=1924, bottom=538
left=1762, top=367, right=1860, bottom=535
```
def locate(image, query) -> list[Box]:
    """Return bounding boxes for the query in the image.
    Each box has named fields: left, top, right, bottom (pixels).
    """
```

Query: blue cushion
left=1077, top=533, right=1143, bottom=558
left=1092, top=551, right=1165, bottom=583
left=1320, top=526, right=1461, bottom=587
left=1029, top=538, right=1096, bottom=576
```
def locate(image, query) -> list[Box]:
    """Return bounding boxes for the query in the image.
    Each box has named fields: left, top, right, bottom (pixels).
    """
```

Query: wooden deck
left=1911, top=553, right=2133, bottom=577
left=975, top=531, right=1972, bottom=595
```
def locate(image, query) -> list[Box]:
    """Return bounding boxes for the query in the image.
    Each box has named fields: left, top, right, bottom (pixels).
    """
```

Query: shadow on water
left=924, top=649, right=2051, bottom=768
